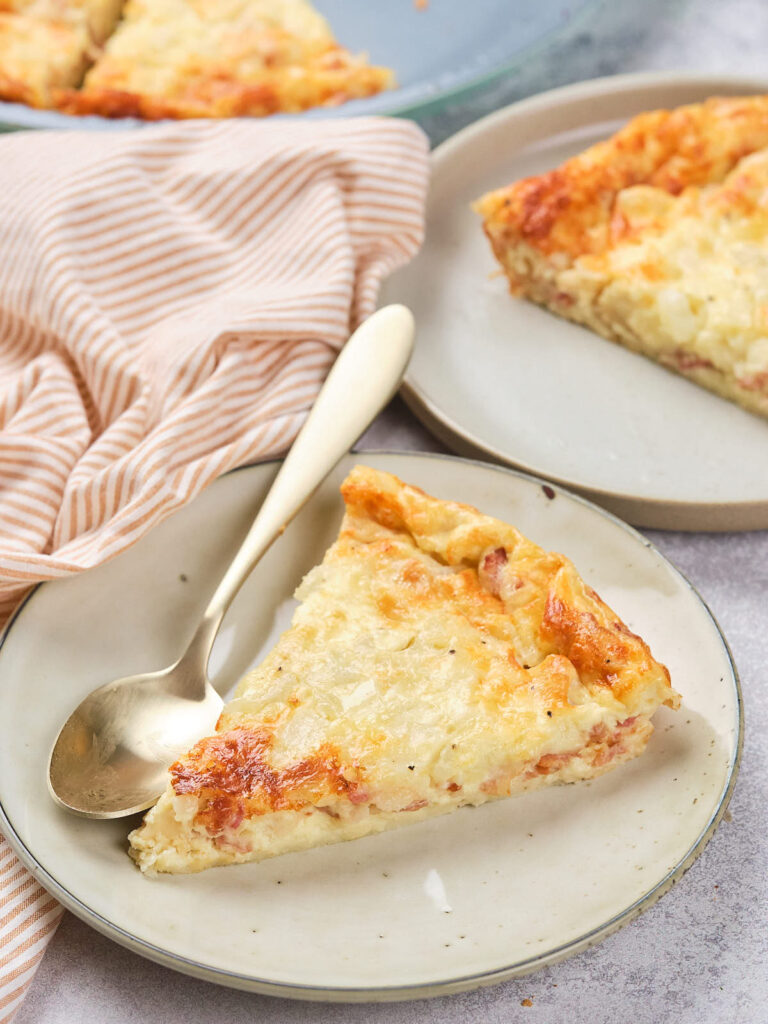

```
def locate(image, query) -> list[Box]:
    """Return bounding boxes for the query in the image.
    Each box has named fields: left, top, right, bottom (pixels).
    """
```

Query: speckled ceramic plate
left=0, top=452, right=740, bottom=1000
left=0, top=0, right=596, bottom=132
left=379, top=72, right=768, bottom=530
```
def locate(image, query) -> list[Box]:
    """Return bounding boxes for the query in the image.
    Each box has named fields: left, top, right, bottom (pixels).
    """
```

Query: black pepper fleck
left=546, top=711, right=552, bottom=717
left=408, top=765, right=415, bottom=770
left=179, top=574, right=188, bottom=583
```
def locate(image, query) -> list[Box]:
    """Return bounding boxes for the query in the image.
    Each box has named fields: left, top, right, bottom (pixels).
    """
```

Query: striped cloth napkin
left=0, top=116, right=428, bottom=1020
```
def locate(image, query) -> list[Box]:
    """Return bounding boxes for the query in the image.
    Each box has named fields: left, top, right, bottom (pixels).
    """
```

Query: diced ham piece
left=669, top=351, right=715, bottom=372
left=402, top=799, right=428, bottom=812
left=480, top=547, right=508, bottom=597
left=738, top=371, right=768, bottom=393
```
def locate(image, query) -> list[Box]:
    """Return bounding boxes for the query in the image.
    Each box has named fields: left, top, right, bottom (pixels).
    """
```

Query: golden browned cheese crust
left=475, top=97, right=768, bottom=261
left=474, top=96, right=768, bottom=417
left=55, top=0, right=393, bottom=119
left=128, top=466, right=678, bottom=875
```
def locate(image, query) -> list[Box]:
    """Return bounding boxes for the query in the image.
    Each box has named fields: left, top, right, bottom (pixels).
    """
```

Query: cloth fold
left=0, top=115, right=428, bottom=1020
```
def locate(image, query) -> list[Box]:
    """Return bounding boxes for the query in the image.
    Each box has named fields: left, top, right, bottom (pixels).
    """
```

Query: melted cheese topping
left=1, top=0, right=124, bottom=39
left=0, top=14, right=86, bottom=105
left=0, top=0, right=123, bottom=105
left=129, top=466, right=677, bottom=874
left=475, top=96, right=768, bottom=418
left=56, top=0, right=393, bottom=119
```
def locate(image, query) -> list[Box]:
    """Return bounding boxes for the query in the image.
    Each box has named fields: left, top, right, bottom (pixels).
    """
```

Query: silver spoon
left=48, top=304, right=415, bottom=819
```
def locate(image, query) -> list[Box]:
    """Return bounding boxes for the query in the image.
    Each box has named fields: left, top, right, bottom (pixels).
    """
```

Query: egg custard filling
left=129, top=466, right=678, bottom=874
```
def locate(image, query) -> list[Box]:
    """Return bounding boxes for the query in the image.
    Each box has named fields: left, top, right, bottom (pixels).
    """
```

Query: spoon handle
left=186, top=304, right=415, bottom=672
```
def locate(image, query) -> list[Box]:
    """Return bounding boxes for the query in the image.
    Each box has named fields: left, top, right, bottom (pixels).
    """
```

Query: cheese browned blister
left=474, top=96, right=768, bottom=418
left=129, top=466, right=678, bottom=875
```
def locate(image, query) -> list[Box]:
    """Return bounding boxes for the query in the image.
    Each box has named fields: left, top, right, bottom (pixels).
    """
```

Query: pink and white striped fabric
left=0, top=115, right=429, bottom=1020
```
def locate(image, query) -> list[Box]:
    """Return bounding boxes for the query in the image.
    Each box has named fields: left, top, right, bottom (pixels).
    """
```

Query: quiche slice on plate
left=474, top=95, right=768, bottom=419
left=129, top=466, right=678, bottom=874
left=56, top=0, right=394, bottom=119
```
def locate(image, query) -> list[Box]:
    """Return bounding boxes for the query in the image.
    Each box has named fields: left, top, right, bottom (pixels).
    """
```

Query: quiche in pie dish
left=129, top=465, right=678, bottom=875
left=474, top=95, right=768, bottom=419
left=1, top=0, right=393, bottom=117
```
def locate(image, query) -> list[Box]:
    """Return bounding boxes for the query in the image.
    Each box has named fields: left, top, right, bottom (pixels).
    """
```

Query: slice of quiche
left=56, top=0, right=393, bottom=119
left=474, top=95, right=768, bottom=419
left=129, top=465, right=678, bottom=874
left=0, top=0, right=124, bottom=107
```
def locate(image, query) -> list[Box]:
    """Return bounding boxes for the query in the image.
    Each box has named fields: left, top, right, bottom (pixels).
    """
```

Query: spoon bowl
left=48, top=660, right=224, bottom=817
left=47, top=305, right=415, bottom=819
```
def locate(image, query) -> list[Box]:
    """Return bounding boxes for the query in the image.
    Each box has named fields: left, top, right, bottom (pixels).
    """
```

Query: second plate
left=381, top=72, right=768, bottom=530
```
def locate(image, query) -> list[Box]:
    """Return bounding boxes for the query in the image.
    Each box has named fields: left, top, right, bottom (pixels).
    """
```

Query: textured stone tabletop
left=17, top=2, right=768, bottom=1022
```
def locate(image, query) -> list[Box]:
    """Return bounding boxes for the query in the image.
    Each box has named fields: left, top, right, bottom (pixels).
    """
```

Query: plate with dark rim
left=0, top=451, right=740, bottom=999
left=380, top=72, right=768, bottom=530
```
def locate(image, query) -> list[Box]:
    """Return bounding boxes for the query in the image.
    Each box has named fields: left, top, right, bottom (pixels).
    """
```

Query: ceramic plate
left=0, top=0, right=595, bottom=132
left=380, top=73, right=768, bottom=530
left=0, top=452, right=740, bottom=1000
